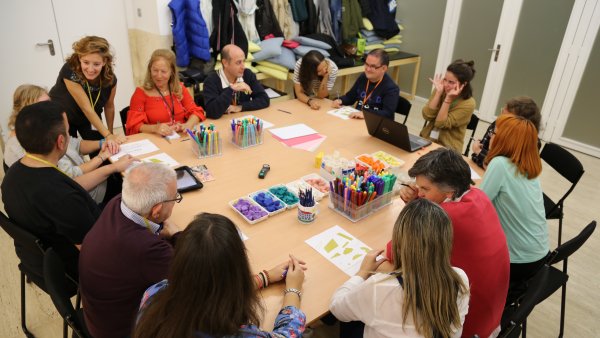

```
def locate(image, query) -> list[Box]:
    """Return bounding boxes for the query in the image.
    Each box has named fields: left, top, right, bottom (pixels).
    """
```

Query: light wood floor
left=0, top=101, right=598, bottom=338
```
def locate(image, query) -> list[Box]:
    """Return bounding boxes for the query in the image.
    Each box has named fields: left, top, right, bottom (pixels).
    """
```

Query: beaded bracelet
left=262, top=269, right=271, bottom=285
left=284, top=288, right=302, bottom=299
left=258, top=271, right=268, bottom=288
left=254, top=274, right=264, bottom=289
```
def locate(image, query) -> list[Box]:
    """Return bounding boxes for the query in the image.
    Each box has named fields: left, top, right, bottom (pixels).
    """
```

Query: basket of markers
left=328, top=171, right=397, bottom=222
left=231, top=117, right=263, bottom=149
left=187, top=124, right=222, bottom=158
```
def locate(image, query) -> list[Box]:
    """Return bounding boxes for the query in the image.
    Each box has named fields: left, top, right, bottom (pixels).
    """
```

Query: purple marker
left=282, top=267, right=289, bottom=279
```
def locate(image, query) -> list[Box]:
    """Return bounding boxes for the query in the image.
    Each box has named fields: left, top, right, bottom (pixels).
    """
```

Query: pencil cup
left=190, top=136, right=223, bottom=158
left=298, top=203, right=318, bottom=224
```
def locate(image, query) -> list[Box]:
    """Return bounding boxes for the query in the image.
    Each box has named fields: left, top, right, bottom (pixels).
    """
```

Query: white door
left=0, top=1, right=65, bottom=138
left=0, top=0, right=135, bottom=139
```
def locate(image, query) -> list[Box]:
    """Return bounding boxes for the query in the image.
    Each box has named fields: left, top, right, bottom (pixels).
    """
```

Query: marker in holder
left=187, top=125, right=222, bottom=158
left=231, top=116, right=263, bottom=149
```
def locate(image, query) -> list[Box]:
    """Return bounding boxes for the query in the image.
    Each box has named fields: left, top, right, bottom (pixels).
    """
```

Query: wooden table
left=125, top=98, right=481, bottom=329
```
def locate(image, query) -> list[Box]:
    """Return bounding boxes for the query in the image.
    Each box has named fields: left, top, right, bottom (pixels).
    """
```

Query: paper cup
left=298, top=203, right=318, bottom=224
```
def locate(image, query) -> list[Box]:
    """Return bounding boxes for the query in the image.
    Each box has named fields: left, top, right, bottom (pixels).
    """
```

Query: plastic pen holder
left=191, top=136, right=223, bottom=158
left=328, top=191, right=393, bottom=222
left=231, top=130, right=263, bottom=149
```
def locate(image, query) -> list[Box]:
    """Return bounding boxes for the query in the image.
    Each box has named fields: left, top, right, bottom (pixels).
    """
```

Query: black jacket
left=210, top=0, right=248, bottom=57
left=255, top=0, right=284, bottom=39
left=366, top=0, right=400, bottom=39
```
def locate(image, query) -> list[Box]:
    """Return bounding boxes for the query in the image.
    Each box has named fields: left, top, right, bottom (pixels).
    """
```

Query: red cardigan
left=386, top=188, right=509, bottom=338
left=126, top=83, right=206, bottom=135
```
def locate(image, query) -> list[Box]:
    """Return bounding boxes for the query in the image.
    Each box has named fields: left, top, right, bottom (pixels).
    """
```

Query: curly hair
left=8, top=84, right=48, bottom=130
left=65, top=36, right=115, bottom=87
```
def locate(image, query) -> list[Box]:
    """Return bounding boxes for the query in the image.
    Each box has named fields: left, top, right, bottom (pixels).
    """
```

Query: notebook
left=363, top=110, right=431, bottom=152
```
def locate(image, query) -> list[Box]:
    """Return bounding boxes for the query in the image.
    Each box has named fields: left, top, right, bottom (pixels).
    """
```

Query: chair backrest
left=500, top=265, right=568, bottom=338
left=119, top=106, right=129, bottom=129
left=395, top=95, right=412, bottom=124
left=44, top=248, right=88, bottom=338
left=0, top=211, right=48, bottom=286
left=540, top=143, right=585, bottom=211
left=463, top=114, right=480, bottom=156
left=547, top=220, right=596, bottom=265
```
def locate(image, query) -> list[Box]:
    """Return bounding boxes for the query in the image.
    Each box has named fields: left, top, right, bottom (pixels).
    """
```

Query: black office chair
left=0, top=212, right=78, bottom=338
left=395, top=95, right=412, bottom=125
left=540, top=143, right=585, bottom=245
left=119, top=106, right=129, bottom=129
left=44, top=249, right=91, bottom=338
left=499, top=265, right=568, bottom=338
left=546, top=220, right=596, bottom=338
left=463, top=114, right=479, bottom=156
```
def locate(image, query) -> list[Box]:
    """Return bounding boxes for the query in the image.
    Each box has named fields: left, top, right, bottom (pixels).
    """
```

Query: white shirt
left=329, top=267, right=470, bottom=338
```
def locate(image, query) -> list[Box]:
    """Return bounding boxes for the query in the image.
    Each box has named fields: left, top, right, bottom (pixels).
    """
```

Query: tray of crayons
left=328, top=172, right=397, bottom=222
left=187, top=125, right=222, bottom=158
left=231, top=116, right=263, bottom=149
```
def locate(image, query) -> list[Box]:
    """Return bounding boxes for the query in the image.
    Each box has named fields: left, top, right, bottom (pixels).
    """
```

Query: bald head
left=221, top=44, right=246, bottom=79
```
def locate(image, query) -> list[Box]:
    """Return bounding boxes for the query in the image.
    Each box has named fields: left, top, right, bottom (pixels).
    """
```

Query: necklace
left=155, top=84, right=175, bottom=123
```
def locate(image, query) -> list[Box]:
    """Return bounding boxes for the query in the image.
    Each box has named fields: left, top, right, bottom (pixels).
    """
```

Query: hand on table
left=308, top=99, right=321, bottom=110
left=284, top=254, right=306, bottom=290
left=267, top=256, right=307, bottom=284
left=103, top=139, right=120, bottom=154
left=331, top=99, right=343, bottom=108
left=226, top=105, right=243, bottom=114
left=112, top=154, right=139, bottom=172
left=107, top=133, right=127, bottom=144
left=156, top=123, right=175, bottom=136
left=349, top=111, right=364, bottom=119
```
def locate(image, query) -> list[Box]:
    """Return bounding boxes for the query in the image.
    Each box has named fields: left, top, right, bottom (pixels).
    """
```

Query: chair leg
left=558, top=215, right=563, bottom=246
left=63, top=319, right=68, bottom=338
left=20, top=271, right=35, bottom=338
left=522, top=317, right=527, bottom=338
left=558, top=259, right=569, bottom=338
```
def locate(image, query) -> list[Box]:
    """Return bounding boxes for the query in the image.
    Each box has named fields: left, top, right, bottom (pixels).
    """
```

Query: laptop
left=363, top=110, right=432, bottom=152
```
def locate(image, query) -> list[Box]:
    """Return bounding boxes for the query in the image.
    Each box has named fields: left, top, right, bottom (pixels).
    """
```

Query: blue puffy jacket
left=169, top=0, right=211, bottom=66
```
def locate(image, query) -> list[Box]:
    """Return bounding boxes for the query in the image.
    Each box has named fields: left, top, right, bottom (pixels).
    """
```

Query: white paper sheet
left=470, top=167, right=481, bottom=180
left=140, top=152, right=180, bottom=168
left=269, top=123, right=317, bottom=140
left=165, top=132, right=181, bottom=140
left=305, top=225, right=371, bottom=276
left=240, top=115, right=274, bottom=129
left=109, top=139, right=159, bottom=162
left=264, top=88, right=281, bottom=99
left=326, top=106, right=361, bottom=120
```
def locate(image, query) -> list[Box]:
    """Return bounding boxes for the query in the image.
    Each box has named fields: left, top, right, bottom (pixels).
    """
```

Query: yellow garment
left=255, top=65, right=288, bottom=80
left=365, top=44, right=385, bottom=51
left=256, top=61, right=288, bottom=73
left=248, top=41, right=261, bottom=53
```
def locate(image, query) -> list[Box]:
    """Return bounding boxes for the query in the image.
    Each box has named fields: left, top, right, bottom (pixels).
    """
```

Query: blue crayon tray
left=249, top=190, right=286, bottom=216
left=328, top=191, right=392, bottom=222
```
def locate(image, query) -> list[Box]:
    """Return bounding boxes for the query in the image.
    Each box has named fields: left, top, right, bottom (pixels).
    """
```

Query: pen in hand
left=400, top=183, right=417, bottom=192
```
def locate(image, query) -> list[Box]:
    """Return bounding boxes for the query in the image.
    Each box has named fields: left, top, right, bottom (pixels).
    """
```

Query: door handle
left=36, top=39, right=56, bottom=56
left=488, top=44, right=501, bottom=62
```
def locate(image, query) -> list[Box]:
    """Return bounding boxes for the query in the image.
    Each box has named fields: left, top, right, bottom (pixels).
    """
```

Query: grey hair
left=122, top=163, right=177, bottom=216
left=407, top=148, right=471, bottom=199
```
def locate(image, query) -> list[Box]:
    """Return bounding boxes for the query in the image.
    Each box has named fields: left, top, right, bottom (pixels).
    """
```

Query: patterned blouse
left=137, top=280, right=306, bottom=338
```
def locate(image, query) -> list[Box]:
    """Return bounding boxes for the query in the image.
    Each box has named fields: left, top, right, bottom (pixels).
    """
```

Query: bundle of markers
left=329, top=172, right=397, bottom=210
left=298, top=187, right=315, bottom=207
left=231, top=117, right=263, bottom=148
left=187, top=124, right=221, bottom=158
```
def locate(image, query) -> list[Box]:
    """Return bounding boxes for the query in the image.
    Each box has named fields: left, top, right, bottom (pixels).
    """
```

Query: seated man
left=331, top=48, right=399, bottom=119
left=79, top=163, right=182, bottom=338
left=1, top=101, right=103, bottom=278
left=203, top=44, right=270, bottom=119
left=385, top=148, right=509, bottom=338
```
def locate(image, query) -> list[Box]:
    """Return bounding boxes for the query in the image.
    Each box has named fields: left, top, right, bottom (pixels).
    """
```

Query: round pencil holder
left=298, top=202, right=318, bottom=224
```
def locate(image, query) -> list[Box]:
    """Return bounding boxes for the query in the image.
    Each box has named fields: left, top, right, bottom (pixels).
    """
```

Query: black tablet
left=175, top=166, right=203, bottom=193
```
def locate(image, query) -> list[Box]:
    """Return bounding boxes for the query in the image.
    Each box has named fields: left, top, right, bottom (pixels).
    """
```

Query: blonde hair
left=66, top=36, right=115, bottom=86
left=142, top=49, right=183, bottom=100
left=484, top=114, right=542, bottom=179
left=8, top=84, right=48, bottom=130
left=391, top=199, right=468, bottom=338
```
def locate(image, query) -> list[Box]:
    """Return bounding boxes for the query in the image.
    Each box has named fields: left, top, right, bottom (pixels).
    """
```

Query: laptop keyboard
left=409, top=134, right=428, bottom=148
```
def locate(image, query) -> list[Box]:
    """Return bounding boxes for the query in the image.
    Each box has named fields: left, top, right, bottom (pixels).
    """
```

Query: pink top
left=126, top=82, right=206, bottom=135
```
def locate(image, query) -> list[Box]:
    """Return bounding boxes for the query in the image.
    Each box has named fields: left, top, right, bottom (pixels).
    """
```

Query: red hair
left=485, top=114, right=541, bottom=178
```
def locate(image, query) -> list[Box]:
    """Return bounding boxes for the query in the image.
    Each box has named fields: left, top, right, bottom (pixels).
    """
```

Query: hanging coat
left=299, top=0, right=318, bottom=36
left=367, top=0, right=400, bottom=39
left=255, top=0, right=284, bottom=40
left=341, top=0, right=363, bottom=41
left=169, top=0, right=211, bottom=66
left=315, top=0, right=334, bottom=38
left=329, top=0, right=342, bottom=42
left=289, top=0, right=308, bottom=22
left=210, top=0, right=249, bottom=57
left=234, top=0, right=260, bottom=43
left=271, top=0, right=299, bottom=39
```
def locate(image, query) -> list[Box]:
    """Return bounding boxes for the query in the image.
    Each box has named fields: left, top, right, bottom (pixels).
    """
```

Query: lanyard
left=362, top=78, right=383, bottom=106
left=155, top=84, right=175, bottom=123
left=25, top=153, right=66, bottom=176
left=85, top=79, right=102, bottom=109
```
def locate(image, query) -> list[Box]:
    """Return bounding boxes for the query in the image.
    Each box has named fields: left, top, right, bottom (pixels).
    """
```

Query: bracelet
left=444, top=100, right=453, bottom=104
left=284, top=288, right=302, bottom=299
left=98, top=154, right=106, bottom=162
left=262, top=269, right=271, bottom=285
left=254, top=274, right=264, bottom=289
left=99, top=138, right=105, bottom=148
left=258, top=271, right=268, bottom=288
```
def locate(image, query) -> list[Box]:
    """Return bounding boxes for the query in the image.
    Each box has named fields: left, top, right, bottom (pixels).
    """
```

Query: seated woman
left=420, top=59, right=476, bottom=152
left=480, top=114, right=549, bottom=305
left=126, top=49, right=206, bottom=136
left=5, top=84, right=135, bottom=205
left=471, top=96, right=541, bottom=169
left=293, top=50, right=338, bottom=110
left=330, top=199, right=470, bottom=338
left=133, top=213, right=307, bottom=337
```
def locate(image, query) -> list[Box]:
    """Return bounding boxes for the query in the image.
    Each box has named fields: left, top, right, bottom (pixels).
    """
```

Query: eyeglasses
left=364, top=62, right=384, bottom=70
left=162, top=192, right=183, bottom=204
